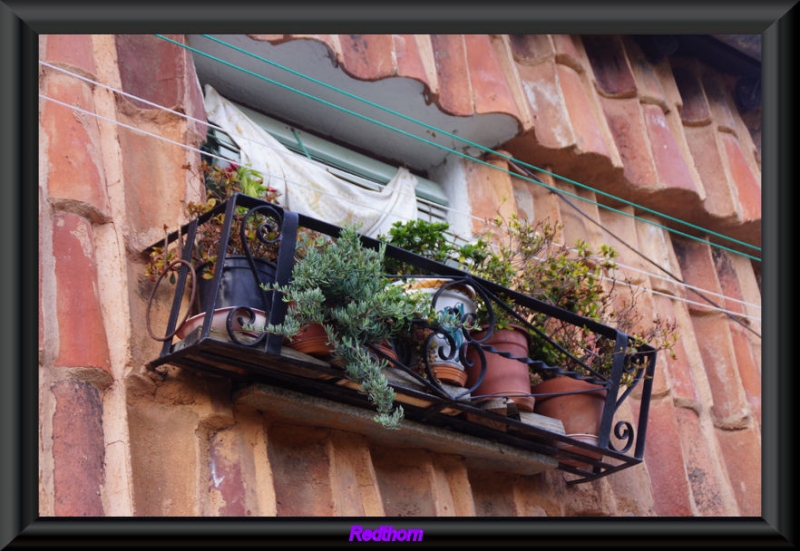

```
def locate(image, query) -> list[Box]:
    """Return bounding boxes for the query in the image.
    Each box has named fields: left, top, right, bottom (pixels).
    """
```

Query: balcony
left=145, top=193, right=658, bottom=485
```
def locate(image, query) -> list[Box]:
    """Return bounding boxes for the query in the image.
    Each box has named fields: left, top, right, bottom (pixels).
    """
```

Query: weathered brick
left=557, top=63, right=612, bottom=159
left=329, top=431, right=384, bottom=516
left=640, top=397, right=694, bottom=516
left=599, top=96, right=658, bottom=189
left=43, top=34, right=97, bottom=76
left=583, top=35, right=637, bottom=98
left=115, top=34, right=188, bottom=110
left=714, top=426, right=761, bottom=516
left=642, top=104, right=700, bottom=195
left=42, top=76, right=110, bottom=220
left=339, top=34, right=397, bottom=81
left=127, top=402, right=200, bottom=516
left=51, top=380, right=105, bottom=516
left=266, top=423, right=335, bottom=516
left=430, top=35, right=473, bottom=116
left=465, top=34, right=519, bottom=118
left=690, top=315, right=750, bottom=427
left=371, top=446, right=437, bottom=516
left=684, top=125, right=738, bottom=220
left=52, top=213, right=111, bottom=372
left=675, top=407, right=738, bottom=515
left=465, top=154, right=517, bottom=235
left=207, top=428, right=258, bottom=516
left=467, top=469, right=519, bottom=516
left=720, top=133, right=761, bottom=223
left=673, top=238, right=721, bottom=315
left=430, top=455, right=475, bottom=516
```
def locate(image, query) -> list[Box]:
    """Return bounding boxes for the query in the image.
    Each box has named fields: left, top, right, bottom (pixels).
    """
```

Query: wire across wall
left=38, top=58, right=763, bottom=330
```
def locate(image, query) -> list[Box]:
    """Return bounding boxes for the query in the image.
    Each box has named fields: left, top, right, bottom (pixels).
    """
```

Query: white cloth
left=203, top=85, right=419, bottom=237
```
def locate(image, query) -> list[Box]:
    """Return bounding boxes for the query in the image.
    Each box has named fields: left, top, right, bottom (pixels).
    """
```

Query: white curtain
left=203, top=85, right=419, bottom=237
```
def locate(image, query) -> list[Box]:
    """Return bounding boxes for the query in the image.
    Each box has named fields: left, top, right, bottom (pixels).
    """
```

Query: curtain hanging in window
left=203, top=85, right=419, bottom=237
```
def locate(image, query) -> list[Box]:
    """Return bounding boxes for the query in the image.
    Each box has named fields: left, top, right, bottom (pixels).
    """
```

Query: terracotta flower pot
left=290, top=323, right=335, bottom=357
left=465, top=326, right=534, bottom=412
left=532, top=377, right=607, bottom=466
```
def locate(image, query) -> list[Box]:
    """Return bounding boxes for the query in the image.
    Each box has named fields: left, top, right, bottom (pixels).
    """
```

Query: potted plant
left=484, top=214, right=678, bottom=457
left=264, top=224, right=425, bottom=429
left=145, top=159, right=283, bottom=343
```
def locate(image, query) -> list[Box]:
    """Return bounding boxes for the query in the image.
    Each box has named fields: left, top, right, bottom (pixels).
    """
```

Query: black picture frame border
left=2, top=1, right=794, bottom=548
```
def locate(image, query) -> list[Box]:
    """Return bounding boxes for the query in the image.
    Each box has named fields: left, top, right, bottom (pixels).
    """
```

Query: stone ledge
left=234, top=382, right=559, bottom=477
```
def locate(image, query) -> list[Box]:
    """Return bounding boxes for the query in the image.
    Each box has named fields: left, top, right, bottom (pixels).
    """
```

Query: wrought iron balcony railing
left=145, top=193, right=657, bottom=484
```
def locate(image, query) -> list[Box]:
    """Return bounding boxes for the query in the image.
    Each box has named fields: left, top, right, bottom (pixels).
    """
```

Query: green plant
left=264, top=224, right=426, bottom=429
left=478, top=213, right=678, bottom=386
left=145, top=160, right=282, bottom=283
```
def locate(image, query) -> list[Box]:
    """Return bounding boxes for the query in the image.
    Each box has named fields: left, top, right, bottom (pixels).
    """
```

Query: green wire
left=156, top=34, right=762, bottom=262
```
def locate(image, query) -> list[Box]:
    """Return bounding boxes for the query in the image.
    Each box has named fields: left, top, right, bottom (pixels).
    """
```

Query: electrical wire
left=38, top=67, right=761, bottom=325
left=163, top=33, right=762, bottom=261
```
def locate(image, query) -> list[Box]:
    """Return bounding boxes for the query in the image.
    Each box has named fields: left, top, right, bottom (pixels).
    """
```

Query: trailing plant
left=264, top=224, right=427, bottom=429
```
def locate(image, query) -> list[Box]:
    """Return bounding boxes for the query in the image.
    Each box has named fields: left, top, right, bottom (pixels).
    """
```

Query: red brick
left=266, top=423, right=335, bottom=516
left=720, top=133, right=761, bottom=222
left=728, top=324, right=761, bottom=426
left=52, top=213, right=111, bottom=372
left=394, top=35, right=431, bottom=88
left=208, top=429, right=254, bottom=516
left=430, top=34, right=473, bottom=116
left=675, top=407, right=735, bottom=515
left=582, top=35, right=637, bottom=98
left=689, top=315, right=750, bottom=427
left=674, top=67, right=711, bottom=125
left=42, top=77, right=109, bottom=220
left=599, top=97, right=658, bottom=189
left=517, top=61, right=573, bottom=149
left=642, top=104, right=699, bottom=194
left=464, top=34, right=519, bottom=118
left=684, top=125, right=738, bottom=220
left=115, top=34, right=187, bottom=110
left=714, top=426, right=761, bottom=516
left=339, top=34, right=397, bottom=81
left=702, top=73, right=737, bottom=133
left=558, top=64, right=612, bottom=158
left=508, top=34, right=554, bottom=65
left=672, top=238, right=722, bottom=315
left=52, top=380, right=105, bottom=516
left=371, top=446, right=437, bottom=516
left=117, top=126, right=192, bottom=241
left=640, top=398, right=694, bottom=515
left=655, top=296, right=700, bottom=405
left=43, top=35, right=96, bottom=76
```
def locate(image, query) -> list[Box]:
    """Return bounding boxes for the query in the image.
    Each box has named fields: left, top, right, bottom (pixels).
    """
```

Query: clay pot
left=290, top=323, right=335, bottom=357
left=465, top=326, right=534, bottom=412
left=532, top=377, right=607, bottom=466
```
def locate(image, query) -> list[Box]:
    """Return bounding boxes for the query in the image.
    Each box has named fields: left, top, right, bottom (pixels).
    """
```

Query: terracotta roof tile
left=674, top=68, right=711, bottom=126
left=558, top=64, right=612, bottom=159
left=393, top=34, right=432, bottom=89
left=508, top=34, right=554, bottom=66
left=583, top=35, right=637, bottom=98
left=622, top=37, right=668, bottom=112
left=683, top=125, right=738, bottom=220
left=517, top=61, right=574, bottom=149
left=339, top=34, right=397, bottom=81
left=464, top=34, right=519, bottom=117
left=430, top=34, right=473, bottom=116
left=599, top=96, right=658, bottom=189
left=642, top=104, right=700, bottom=195
left=720, top=133, right=761, bottom=222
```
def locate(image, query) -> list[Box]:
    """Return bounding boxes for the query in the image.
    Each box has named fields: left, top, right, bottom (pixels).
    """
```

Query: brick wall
left=39, top=33, right=761, bottom=518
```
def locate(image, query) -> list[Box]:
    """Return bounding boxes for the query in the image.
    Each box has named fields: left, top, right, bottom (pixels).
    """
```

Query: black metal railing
left=145, top=194, right=657, bottom=484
